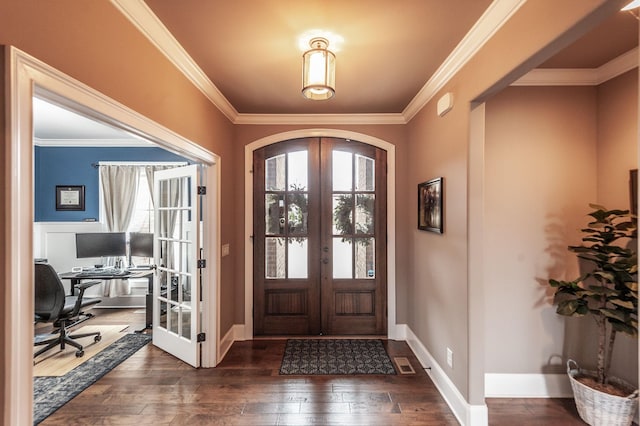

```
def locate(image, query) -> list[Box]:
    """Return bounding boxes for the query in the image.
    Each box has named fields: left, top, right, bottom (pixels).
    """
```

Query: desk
left=60, top=269, right=154, bottom=328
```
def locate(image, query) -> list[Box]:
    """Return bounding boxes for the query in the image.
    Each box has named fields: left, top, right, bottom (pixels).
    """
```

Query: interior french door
left=152, top=165, right=201, bottom=366
left=253, top=137, right=387, bottom=335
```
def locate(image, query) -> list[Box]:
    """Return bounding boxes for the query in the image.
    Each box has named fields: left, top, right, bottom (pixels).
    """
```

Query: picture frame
left=56, top=185, right=85, bottom=211
left=418, top=177, right=443, bottom=233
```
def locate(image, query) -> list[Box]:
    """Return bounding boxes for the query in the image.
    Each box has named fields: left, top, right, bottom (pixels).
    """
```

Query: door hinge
left=197, top=332, right=206, bottom=342
left=197, top=186, right=206, bottom=195
left=197, top=259, right=206, bottom=268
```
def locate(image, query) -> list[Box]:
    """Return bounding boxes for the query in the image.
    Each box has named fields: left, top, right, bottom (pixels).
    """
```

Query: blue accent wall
left=34, top=146, right=189, bottom=222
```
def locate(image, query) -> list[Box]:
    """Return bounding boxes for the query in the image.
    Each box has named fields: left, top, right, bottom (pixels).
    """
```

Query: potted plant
left=548, top=204, right=638, bottom=426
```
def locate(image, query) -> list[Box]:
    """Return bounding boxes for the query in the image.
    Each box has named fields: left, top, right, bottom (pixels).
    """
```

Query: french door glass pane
left=355, top=194, right=374, bottom=234
left=265, top=194, right=285, bottom=235
left=288, top=150, right=308, bottom=190
left=332, top=151, right=352, bottom=191
left=355, top=238, right=375, bottom=278
left=355, top=154, right=375, bottom=191
left=333, top=237, right=352, bottom=278
left=333, top=194, right=353, bottom=235
left=287, top=193, right=308, bottom=235
left=265, top=154, right=286, bottom=191
left=265, top=237, right=286, bottom=279
left=288, top=238, right=308, bottom=278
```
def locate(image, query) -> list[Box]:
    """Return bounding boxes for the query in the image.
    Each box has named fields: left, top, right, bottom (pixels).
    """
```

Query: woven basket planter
left=567, top=360, right=639, bottom=426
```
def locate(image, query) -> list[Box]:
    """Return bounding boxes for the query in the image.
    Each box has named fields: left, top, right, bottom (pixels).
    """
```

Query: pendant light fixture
left=302, top=37, right=336, bottom=100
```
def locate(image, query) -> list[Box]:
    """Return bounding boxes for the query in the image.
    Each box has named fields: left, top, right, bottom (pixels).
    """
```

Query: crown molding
left=513, top=47, right=638, bottom=86
left=114, top=0, right=525, bottom=125
left=233, top=113, right=407, bottom=126
left=110, top=0, right=239, bottom=122
left=403, top=0, right=527, bottom=122
left=34, top=138, right=154, bottom=147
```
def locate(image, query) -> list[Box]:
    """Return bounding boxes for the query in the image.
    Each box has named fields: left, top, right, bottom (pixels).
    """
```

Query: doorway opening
left=5, top=47, right=220, bottom=422
left=243, top=130, right=398, bottom=340
left=253, top=137, right=388, bottom=336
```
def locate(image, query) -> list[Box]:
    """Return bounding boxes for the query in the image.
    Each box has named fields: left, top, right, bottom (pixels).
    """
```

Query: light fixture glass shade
left=302, top=37, right=336, bottom=100
left=622, top=0, right=640, bottom=10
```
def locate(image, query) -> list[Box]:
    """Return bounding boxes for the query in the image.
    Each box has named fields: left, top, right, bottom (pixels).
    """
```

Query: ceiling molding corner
left=403, top=0, right=527, bottom=122
left=111, top=0, right=239, bottom=122
left=512, top=68, right=599, bottom=86
left=513, top=47, right=639, bottom=86
left=595, top=47, right=638, bottom=84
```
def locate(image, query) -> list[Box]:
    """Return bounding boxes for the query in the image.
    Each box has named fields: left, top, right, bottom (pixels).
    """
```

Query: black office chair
left=34, top=262, right=102, bottom=358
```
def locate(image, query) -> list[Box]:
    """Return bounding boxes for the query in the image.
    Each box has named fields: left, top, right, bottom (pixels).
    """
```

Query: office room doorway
left=5, top=47, right=220, bottom=421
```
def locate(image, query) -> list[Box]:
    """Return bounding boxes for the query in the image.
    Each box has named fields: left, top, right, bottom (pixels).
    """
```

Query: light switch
left=222, top=243, right=230, bottom=257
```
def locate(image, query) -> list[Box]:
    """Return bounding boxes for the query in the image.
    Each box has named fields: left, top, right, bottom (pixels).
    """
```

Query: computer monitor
left=75, top=232, right=127, bottom=259
left=129, top=232, right=154, bottom=258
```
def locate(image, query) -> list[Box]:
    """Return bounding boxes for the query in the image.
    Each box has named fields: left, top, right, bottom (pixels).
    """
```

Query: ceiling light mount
left=302, top=37, right=336, bottom=100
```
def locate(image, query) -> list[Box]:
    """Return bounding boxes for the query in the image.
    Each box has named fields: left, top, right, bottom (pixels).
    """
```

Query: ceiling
left=34, top=1, right=638, bottom=141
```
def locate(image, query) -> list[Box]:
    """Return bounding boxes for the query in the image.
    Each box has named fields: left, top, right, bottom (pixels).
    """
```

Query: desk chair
left=34, top=262, right=102, bottom=358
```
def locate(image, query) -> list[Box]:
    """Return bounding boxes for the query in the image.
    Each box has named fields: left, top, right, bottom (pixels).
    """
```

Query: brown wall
left=484, top=85, right=599, bottom=374
left=596, top=69, right=639, bottom=383
left=405, top=0, right=624, bottom=402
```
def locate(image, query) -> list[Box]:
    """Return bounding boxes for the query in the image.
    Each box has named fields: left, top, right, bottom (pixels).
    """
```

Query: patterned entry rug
left=279, top=339, right=397, bottom=375
left=33, top=333, right=151, bottom=424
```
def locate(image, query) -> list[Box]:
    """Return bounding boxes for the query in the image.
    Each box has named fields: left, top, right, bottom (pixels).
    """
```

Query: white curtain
left=145, top=165, right=181, bottom=288
left=100, top=165, right=140, bottom=296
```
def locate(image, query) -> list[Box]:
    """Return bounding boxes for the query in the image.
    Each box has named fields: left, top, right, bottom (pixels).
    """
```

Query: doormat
left=279, top=339, right=397, bottom=375
left=33, top=333, right=151, bottom=424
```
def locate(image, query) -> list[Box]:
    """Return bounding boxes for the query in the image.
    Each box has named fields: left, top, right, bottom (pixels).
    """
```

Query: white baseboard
left=400, top=324, right=488, bottom=426
left=485, top=373, right=573, bottom=398
left=219, top=324, right=244, bottom=361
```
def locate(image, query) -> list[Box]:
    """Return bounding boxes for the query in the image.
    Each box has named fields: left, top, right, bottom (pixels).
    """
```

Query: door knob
left=322, top=258, right=329, bottom=264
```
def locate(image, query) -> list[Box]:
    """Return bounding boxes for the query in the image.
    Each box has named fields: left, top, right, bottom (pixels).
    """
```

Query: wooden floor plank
left=38, top=309, right=586, bottom=425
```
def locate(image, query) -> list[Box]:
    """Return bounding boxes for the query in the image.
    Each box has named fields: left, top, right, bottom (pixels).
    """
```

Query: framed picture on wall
left=56, top=185, right=85, bottom=211
left=418, top=177, right=443, bottom=233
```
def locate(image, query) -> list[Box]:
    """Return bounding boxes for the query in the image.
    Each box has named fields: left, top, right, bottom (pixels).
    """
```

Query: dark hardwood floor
left=38, top=309, right=586, bottom=425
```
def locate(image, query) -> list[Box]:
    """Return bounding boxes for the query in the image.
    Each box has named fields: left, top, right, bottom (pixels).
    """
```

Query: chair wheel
left=94, top=335, right=102, bottom=343
left=75, top=350, right=84, bottom=357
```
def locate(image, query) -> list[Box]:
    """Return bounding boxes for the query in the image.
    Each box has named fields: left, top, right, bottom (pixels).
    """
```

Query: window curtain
left=100, top=165, right=140, bottom=296
left=145, top=165, right=181, bottom=288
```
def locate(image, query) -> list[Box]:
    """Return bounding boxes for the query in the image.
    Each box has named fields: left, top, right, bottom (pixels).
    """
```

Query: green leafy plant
left=549, top=204, right=638, bottom=385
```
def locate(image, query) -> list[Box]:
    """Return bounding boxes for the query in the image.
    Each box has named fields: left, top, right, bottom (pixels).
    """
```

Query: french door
left=152, top=165, right=201, bottom=367
left=253, top=138, right=387, bottom=335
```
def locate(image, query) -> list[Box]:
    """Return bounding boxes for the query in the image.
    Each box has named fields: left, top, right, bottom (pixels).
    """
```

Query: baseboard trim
left=219, top=324, right=244, bottom=361
left=400, top=324, right=488, bottom=426
left=485, top=373, right=573, bottom=398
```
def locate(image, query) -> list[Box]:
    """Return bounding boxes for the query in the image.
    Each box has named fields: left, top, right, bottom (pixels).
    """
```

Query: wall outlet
left=446, top=347, right=453, bottom=368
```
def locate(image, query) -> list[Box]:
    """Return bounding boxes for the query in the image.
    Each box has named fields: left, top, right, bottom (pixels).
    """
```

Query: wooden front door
left=253, top=138, right=387, bottom=335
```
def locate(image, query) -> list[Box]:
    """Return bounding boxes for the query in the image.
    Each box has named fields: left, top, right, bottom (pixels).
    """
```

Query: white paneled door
left=152, top=165, right=201, bottom=367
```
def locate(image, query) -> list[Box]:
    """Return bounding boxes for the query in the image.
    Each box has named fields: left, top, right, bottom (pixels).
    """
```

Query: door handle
left=322, top=246, right=329, bottom=252
left=322, top=258, right=329, bottom=264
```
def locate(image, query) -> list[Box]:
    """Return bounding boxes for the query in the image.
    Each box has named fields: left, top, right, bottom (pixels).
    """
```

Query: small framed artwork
left=56, top=185, right=85, bottom=211
left=418, top=177, right=443, bottom=233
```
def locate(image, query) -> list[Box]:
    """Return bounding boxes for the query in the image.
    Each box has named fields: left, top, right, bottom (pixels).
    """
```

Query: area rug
left=34, top=324, right=131, bottom=376
left=279, top=339, right=396, bottom=375
left=33, top=333, right=151, bottom=424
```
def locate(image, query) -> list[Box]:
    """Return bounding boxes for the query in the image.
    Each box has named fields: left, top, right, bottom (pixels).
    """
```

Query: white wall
left=33, top=222, right=147, bottom=304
